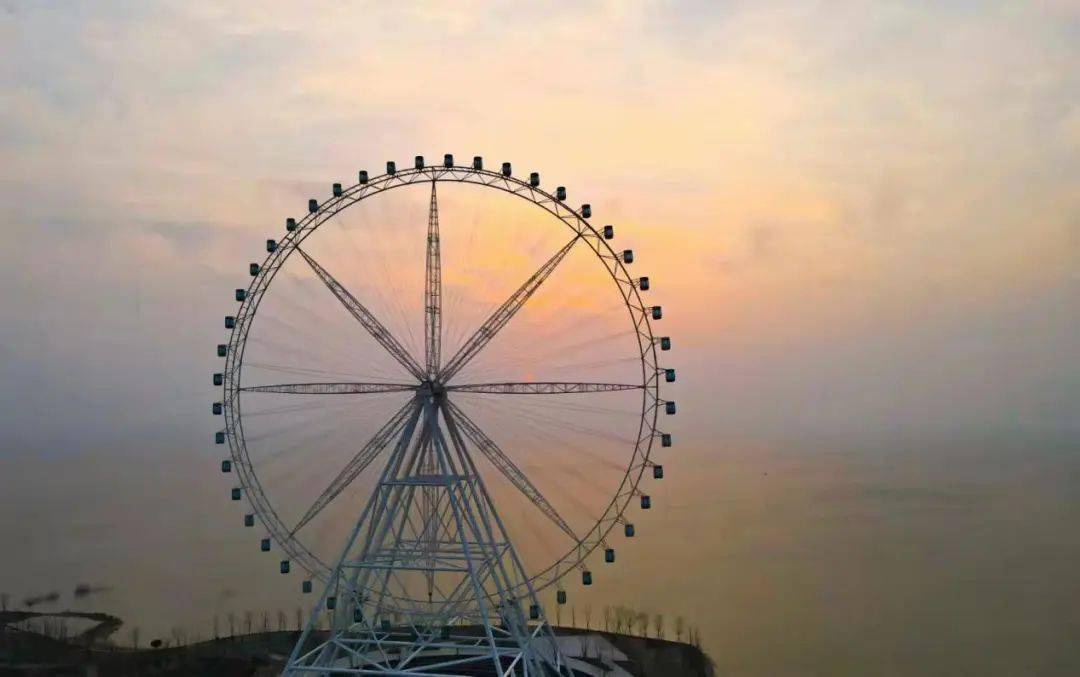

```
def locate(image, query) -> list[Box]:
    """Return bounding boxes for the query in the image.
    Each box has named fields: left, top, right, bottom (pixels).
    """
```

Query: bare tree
left=277, top=609, right=287, bottom=631
left=603, top=606, right=612, bottom=632
left=0, top=593, right=8, bottom=611
left=243, top=610, right=253, bottom=635
left=675, top=616, right=685, bottom=642
left=654, top=613, right=664, bottom=639
left=130, top=626, right=140, bottom=650
left=212, top=614, right=220, bottom=639
left=570, top=605, right=576, bottom=628
left=227, top=612, right=236, bottom=637
left=296, top=607, right=304, bottom=631
left=261, top=610, right=270, bottom=632
left=170, top=627, right=183, bottom=647
left=583, top=605, right=592, bottom=631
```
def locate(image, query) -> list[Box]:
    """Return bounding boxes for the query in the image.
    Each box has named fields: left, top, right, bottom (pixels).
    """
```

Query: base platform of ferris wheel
left=302, top=627, right=713, bottom=677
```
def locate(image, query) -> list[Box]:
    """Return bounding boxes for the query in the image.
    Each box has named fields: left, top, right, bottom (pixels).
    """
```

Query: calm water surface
left=2, top=430, right=1077, bottom=676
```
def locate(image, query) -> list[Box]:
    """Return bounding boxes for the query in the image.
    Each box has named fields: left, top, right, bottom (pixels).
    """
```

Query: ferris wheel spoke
left=290, top=397, right=422, bottom=536
left=424, top=180, right=442, bottom=379
left=443, top=400, right=580, bottom=544
left=438, top=234, right=581, bottom=383
left=296, top=247, right=426, bottom=381
left=241, top=382, right=418, bottom=395
left=446, top=382, right=643, bottom=395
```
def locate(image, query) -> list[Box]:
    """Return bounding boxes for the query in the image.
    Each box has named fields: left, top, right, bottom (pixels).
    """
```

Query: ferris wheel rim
left=219, top=162, right=665, bottom=603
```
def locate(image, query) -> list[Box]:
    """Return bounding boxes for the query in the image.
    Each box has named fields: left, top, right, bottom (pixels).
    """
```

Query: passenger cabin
left=641, top=495, right=652, bottom=509
left=231, top=487, right=241, bottom=501
left=415, top=155, right=424, bottom=169
left=582, top=570, right=593, bottom=586
left=308, top=199, right=318, bottom=213
left=473, top=156, right=483, bottom=170
left=529, top=172, right=540, bottom=187
left=665, top=401, right=677, bottom=415
left=651, top=306, right=662, bottom=320
left=249, top=263, right=259, bottom=276
left=660, top=336, right=671, bottom=351
left=215, top=431, right=225, bottom=444
left=224, top=316, right=235, bottom=329
left=386, top=161, right=396, bottom=175
left=266, top=239, right=277, bottom=252
left=217, top=344, right=228, bottom=356
left=280, top=560, right=290, bottom=574
left=624, top=523, right=636, bottom=538
left=332, top=183, right=342, bottom=197
left=622, top=250, right=634, bottom=264
left=213, top=373, right=223, bottom=386
left=302, top=580, right=313, bottom=594
left=639, top=276, right=650, bottom=290
left=260, top=538, right=271, bottom=552
left=581, top=204, right=592, bottom=218
left=444, top=153, right=454, bottom=167
left=603, top=225, right=614, bottom=239
left=653, top=465, right=664, bottom=479
left=605, top=548, right=615, bottom=563
left=557, top=590, right=567, bottom=605
left=556, top=186, right=567, bottom=201
left=235, top=289, right=246, bottom=302
left=665, top=368, right=676, bottom=382
left=661, top=433, right=672, bottom=447
left=212, top=402, right=222, bottom=415
left=530, top=604, right=540, bottom=620
left=501, top=162, right=512, bottom=176
left=286, top=218, right=297, bottom=231
left=326, top=596, right=336, bottom=610
left=244, top=514, right=254, bottom=527
left=221, top=459, right=231, bottom=473
left=358, top=170, right=369, bottom=184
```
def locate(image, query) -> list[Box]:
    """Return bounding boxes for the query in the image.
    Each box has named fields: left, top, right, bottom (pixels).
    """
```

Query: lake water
left=2, top=429, right=1077, bottom=675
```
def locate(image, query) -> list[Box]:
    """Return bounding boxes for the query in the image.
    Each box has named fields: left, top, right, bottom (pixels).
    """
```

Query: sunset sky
left=1, top=2, right=1078, bottom=674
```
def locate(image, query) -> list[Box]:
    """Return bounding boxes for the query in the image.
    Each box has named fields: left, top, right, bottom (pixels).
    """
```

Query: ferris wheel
left=212, top=155, right=675, bottom=673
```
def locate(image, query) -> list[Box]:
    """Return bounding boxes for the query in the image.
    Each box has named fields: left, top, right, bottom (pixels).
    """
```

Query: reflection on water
left=2, top=430, right=1078, bottom=675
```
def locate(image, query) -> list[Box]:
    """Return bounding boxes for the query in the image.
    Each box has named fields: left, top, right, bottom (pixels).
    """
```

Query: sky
left=1, top=1, right=1078, bottom=674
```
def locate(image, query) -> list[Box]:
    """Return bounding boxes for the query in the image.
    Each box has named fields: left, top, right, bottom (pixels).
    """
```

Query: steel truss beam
left=448, top=381, right=642, bottom=395
left=242, top=382, right=417, bottom=395
left=425, top=180, right=442, bottom=379
left=298, top=248, right=426, bottom=381
left=446, top=401, right=579, bottom=543
left=438, top=235, right=580, bottom=384
left=290, top=399, right=421, bottom=536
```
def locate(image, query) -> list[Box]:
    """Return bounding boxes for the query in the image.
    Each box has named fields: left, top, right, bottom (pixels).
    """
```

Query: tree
left=244, top=610, right=253, bottom=634
left=0, top=593, right=8, bottom=611
left=583, top=605, right=592, bottom=631
left=130, top=626, right=140, bottom=650
left=637, top=612, right=649, bottom=636
left=213, top=614, right=220, bottom=639
left=675, top=616, right=685, bottom=642
left=277, top=609, right=287, bottom=631
left=262, top=610, right=270, bottom=632
left=603, top=606, right=612, bottom=632
left=227, top=612, right=236, bottom=637
left=295, top=607, right=304, bottom=631
left=654, top=613, right=664, bottom=639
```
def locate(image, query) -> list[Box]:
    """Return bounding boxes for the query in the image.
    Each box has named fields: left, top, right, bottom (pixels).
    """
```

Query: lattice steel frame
left=219, top=162, right=667, bottom=606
